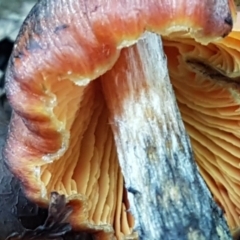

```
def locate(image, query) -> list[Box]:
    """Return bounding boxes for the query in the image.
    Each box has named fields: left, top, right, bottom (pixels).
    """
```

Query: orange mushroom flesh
left=4, top=0, right=236, bottom=238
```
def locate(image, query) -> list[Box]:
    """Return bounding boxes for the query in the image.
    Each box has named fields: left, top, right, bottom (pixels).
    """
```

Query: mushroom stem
left=101, top=32, right=231, bottom=239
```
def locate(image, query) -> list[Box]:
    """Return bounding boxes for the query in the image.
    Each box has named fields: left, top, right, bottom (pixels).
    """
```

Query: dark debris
left=6, top=192, right=72, bottom=240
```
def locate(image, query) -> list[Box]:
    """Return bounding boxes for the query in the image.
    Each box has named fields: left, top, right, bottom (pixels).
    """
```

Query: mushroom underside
left=4, top=0, right=239, bottom=238
left=42, top=32, right=240, bottom=235
left=6, top=31, right=240, bottom=238
left=39, top=79, right=136, bottom=239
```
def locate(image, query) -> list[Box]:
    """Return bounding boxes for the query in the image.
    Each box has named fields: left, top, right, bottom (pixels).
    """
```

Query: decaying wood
left=101, top=32, right=232, bottom=240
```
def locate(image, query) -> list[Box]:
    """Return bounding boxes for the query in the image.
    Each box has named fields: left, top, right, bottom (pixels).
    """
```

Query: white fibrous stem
left=101, top=32, right=231, bottom=240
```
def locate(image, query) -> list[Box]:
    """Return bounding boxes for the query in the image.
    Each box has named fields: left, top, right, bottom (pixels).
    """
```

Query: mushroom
left=3, top=0, right=236, bottom=239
